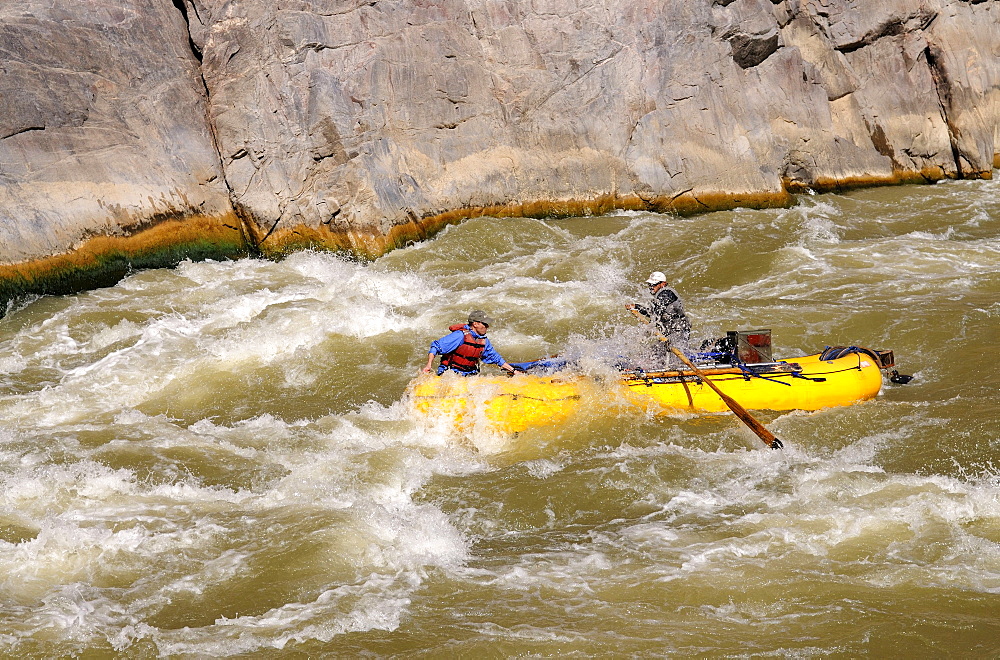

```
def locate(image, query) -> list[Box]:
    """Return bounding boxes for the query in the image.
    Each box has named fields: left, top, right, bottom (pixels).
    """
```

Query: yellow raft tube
left=406, top=348, right=892, bottom=434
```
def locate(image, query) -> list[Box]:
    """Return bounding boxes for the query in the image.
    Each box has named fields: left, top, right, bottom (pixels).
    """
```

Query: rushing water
left=1, top=176, right=999, bottom=657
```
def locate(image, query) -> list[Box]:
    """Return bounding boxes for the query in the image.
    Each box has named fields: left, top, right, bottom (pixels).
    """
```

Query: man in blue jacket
left=421, top=310, right=517, bottom=376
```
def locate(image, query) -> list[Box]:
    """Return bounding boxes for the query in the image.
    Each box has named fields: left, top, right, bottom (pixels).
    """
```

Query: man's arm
left=420, top=331, right=464, bottom=374
left=481, top=339, right=515, bottom=373
left=429, top=330, right=464, bottom=356
left=626, top=302, right=651, bottom=321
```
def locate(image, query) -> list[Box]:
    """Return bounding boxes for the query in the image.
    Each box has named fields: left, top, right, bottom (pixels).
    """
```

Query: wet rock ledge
left=1, top=0, right=998, bottom=309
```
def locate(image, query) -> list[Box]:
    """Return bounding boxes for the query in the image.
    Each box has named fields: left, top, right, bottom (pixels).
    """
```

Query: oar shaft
left=666, top=345, right=781, bottom=449
left=628, top=306, right=782, bottom=449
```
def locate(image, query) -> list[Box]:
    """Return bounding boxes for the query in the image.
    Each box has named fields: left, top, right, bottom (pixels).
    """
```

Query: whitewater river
left=1, top=176, right=998, bottom=656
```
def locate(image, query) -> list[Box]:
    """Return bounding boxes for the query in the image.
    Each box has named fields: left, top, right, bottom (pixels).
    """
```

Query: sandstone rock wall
left=0, top=0, right=244, bottom=305
left=188, top=0, right=997, bottom=257
left=1, top=0, right=998, bottom=307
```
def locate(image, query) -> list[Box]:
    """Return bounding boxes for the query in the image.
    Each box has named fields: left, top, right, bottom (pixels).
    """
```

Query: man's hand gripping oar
left=627, top=306, right=783, bottom=449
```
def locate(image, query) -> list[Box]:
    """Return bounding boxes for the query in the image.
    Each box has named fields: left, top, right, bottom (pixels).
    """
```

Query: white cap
left=645, top=271, right=667, bottom=285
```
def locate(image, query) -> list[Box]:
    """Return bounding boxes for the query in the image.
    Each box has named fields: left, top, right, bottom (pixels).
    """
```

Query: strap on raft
left=737, top=364, right=792, bottom=386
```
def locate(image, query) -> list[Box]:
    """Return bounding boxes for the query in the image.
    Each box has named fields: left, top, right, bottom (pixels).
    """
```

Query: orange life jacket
left=440, top=324, right=485, bottom=373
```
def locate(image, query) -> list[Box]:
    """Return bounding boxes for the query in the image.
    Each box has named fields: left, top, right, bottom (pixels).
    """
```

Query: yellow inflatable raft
left=619, top=350, right=886, bottom=414
left=406, top=371, right=590, bottom=434
left=406, top=341, right=896, bottom=435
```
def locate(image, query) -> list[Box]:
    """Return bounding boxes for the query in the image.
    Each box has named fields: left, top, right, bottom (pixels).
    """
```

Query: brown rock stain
left=0, top=212, right=248, bottom=308
left=4, top=169, right=996, bottom=309
left=256, top=190, right=797, bottom=260
left=785, top=164, right=996, bottom=194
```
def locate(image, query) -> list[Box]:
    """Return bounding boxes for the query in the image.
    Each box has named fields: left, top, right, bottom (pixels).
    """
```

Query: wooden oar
left=628, top=307, right=783, bottom=449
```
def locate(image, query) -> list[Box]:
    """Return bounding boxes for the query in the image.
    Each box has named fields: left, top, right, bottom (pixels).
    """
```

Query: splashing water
left=1, top=177, right=999, bottom=656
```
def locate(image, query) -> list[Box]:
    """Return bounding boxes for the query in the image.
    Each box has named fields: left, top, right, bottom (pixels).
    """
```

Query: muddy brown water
left=0, top=176, right=998, bottom=656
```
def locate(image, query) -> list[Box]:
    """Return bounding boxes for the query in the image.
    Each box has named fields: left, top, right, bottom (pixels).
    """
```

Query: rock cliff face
left=0, top=0, right=247, bottom=305
left=1, top=0, right=998, bottom=308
